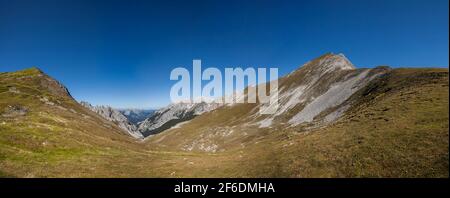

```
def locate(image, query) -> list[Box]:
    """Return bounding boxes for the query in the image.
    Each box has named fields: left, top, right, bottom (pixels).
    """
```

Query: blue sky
left=0, top=0, right=448, bottom=109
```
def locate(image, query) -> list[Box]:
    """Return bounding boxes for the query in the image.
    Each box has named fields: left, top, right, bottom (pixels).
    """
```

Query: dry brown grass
left=0, top=68, right=448, bottom=177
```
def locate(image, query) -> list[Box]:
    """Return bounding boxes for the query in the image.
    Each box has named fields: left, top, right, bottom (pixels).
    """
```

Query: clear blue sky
left=0, top=0, right=448, bottom=109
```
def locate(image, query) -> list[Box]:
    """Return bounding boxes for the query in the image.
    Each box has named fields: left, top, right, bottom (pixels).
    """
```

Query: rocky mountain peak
left=323, top=53, right=355, bottom=69
left=5, top=67, right=73, bottom=99
left=138, top=101, right=222, bottom=137
left=9, top=67, right=44, bottom=76
left=23, top=67, right=44, bottom=75
left=298, top=53, right=356, bottom=75
left=118, top=109, right=155, bottom=125
left=80, top=101, right=144, bottom=139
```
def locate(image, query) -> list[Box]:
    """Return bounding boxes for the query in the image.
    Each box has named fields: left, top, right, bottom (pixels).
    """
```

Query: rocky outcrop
left=80, top=102, right=144, bottom=139
left=118, top=109, right=154, bottom=125
left=255, top=53, right=390, bottom=127
left=1, top=105, right=28, bottom=117
left=138, top=102, right=221, bottom=137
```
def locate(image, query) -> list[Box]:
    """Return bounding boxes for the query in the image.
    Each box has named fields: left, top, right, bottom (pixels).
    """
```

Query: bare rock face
left=118, top=109, right=154, bottom=125
left=255, top=53, right=390, bottom=128
left=40, top=74, right=72, bottom=98
left=138, top=53, right=390, bottom=138
left=80, top=101, right=144, bottom=139
left=138, top=102, right=221, bottom=137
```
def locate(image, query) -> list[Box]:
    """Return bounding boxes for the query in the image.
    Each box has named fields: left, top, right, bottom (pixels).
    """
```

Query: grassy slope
left=231, top=68, right=449, bottom=177
left=0, top=68, right=448, bottom=177
left=0, top=68, right=145, bottom=177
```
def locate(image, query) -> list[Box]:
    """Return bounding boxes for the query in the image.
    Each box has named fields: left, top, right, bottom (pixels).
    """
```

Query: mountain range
left=0, top=53, right=448, bottom=177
